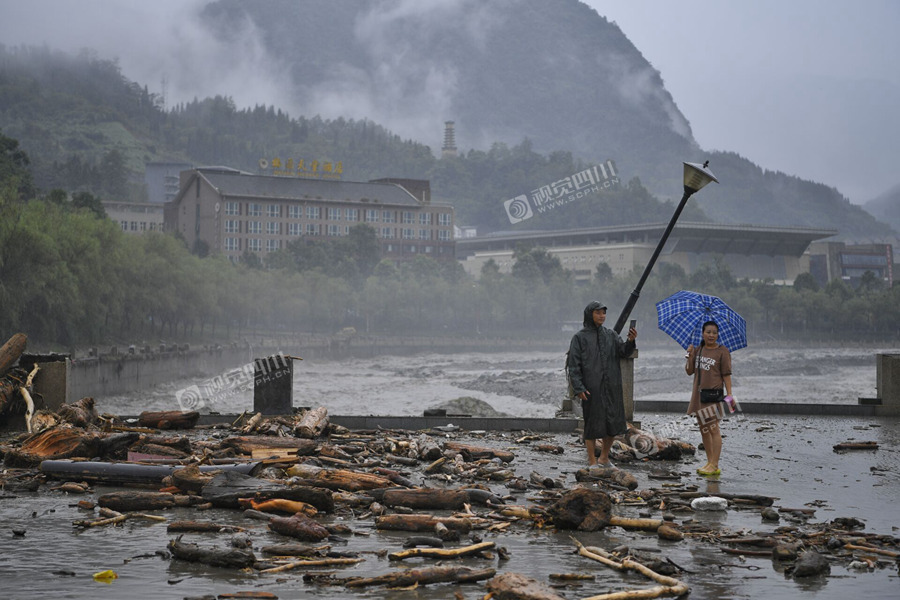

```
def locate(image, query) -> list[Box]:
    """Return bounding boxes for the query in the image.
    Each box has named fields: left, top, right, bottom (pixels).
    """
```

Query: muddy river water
left=1, top=344, right=898, bottom=599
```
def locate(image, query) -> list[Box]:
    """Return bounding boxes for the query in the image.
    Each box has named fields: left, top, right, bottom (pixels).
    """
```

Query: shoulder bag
left=695, top=347, right=724, bottom=404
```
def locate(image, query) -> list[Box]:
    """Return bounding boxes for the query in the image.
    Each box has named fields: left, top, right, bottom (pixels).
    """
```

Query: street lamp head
left=683, top=161, right=719, bottom=195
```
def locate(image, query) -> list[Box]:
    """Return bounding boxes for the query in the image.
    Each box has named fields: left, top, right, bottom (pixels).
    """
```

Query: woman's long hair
left=699, top=320, right=718, bottom=347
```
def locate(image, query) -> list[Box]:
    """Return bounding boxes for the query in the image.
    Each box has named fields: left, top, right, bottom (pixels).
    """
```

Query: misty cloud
left=297, top=0, right=506, bottom=145
left=605, top=53, right=694, bottom=141
left=0, top=1, right=294, bottom=113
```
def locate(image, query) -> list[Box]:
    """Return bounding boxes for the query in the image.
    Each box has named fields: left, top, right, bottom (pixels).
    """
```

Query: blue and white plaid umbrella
left=655, top=290, right=748, bottom=351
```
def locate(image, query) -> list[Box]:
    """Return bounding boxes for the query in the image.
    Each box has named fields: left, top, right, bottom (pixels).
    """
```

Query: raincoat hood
left=583, top=300, right=608, bottom=327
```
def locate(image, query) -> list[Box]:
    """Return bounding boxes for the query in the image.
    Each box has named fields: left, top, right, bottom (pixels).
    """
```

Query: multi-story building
left=164, top=167, right=455, bottom=263
left=457, top=222, right=838, bottom=284
left=103, top=200, right=165, bottom=234
left=808, top=241, right=894, bottom=288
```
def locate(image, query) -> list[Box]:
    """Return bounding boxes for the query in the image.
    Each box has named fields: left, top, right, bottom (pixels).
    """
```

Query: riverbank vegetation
left=2, top=141, right=898, bottom=348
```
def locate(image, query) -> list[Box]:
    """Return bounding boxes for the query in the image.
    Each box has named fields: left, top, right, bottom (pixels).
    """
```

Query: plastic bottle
left=691, top=496, right=728, bottom=511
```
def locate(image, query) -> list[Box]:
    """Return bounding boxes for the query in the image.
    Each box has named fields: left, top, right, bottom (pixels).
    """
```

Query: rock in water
left=657, top=525, right=684, bottom=541
left=428, top=397, right=509, bottom=417
left=486, top=572, right=567, bottom=600
left=793, top=550, right=831, bottom=578
left=773, top=541, right=801, bottom=561
left=548, top=489, right=611, bottom=531
left=761, top=507, right=780, bottom=521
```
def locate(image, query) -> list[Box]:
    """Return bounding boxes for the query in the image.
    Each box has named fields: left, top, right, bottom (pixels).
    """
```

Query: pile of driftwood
left=3, top=396, right=897, bottom=599
left=2, top=332, right=898, bottom=597
left=0, top=334, right=38, bottom=430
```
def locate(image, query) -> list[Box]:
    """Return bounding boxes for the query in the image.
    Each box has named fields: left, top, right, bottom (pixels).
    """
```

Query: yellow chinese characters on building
left=264, top=157, right=343, bottom=179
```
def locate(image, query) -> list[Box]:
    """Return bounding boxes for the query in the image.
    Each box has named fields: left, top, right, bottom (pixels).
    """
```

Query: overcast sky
left=1, top=0, right=898, bottom=202
left=588, top=0, right=900, bottom=202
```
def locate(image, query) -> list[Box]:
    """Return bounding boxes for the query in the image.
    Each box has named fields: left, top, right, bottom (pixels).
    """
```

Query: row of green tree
left=3, top=129, right=899, bottom=348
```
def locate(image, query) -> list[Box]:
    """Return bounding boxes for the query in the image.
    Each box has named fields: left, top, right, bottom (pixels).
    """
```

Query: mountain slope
left=0, top=1, right=895, bottom=239
left=201, top=0, right=697, bottom=193
left=198, top=0, right=893, bottom=238
left=864, top=184, right=900, bottom=235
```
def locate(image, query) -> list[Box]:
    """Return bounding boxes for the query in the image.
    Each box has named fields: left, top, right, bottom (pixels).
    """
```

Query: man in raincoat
left=567, top=300, right=637, bottom=467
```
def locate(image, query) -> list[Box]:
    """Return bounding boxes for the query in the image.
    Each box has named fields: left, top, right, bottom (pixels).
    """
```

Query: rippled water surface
left=95, top=345, right=889, bottom=417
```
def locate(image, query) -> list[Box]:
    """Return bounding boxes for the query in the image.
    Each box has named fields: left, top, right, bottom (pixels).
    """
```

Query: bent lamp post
left=612, top=161, right=719, bottom=334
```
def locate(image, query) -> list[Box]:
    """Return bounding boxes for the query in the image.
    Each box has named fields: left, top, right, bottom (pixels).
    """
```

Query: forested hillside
left=0, top=44, right=706, bottom=232
left=0, top=38, right=892, bottom=238
left=865, top=184, right=900, bottom=234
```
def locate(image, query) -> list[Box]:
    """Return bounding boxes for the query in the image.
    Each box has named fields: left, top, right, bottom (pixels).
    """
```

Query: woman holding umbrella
left=685, top=320, right=733, bottom=476
left=657, top=291, right=745, bottom=476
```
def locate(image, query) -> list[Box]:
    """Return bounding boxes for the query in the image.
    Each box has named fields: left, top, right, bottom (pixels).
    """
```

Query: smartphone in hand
left=629, top=319, right=636, bottom=330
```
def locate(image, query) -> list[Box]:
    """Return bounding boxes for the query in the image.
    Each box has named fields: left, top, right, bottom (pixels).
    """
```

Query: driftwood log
left=609, top=516, right=664, bottom=532
left=141, top=435, right=193, bottom=453
left=572, top=538, right=689, bottom=600
left=712, top=492, right=776, bottom=507
left=381, top=487, right=502, bottom=509
left=388, top=541, right=495, bottom=561
left=220, top=436, right=318, bottom=456
left=285, top=463, right=397, bottom=492
left=370, top=466, right=415, bottom=488
left=40, top=458, right=256, bottom=486
left=73, top=509, right=166, bottom=529
left=268, top=513, right=330, bottom=542
left=5, top=426, right=102, bottom=467
left=168, top=536, right=256, bottom=569
left=294, top=407, right=329, bottom=438
left=260, top=556, right=364, bottom=574
left=375, top=514, right=473, bottom=533
left=417, top=435, right=443, bottom=461
left=260, top=543, right=329, bottom=556
left=0, top=333, right=27, bottom=378
left=98, top=490, right=176, bottom=512
left=833, top=441, right=878, bottom=451
left=97, top=432, right=143, bottom=460
left=200, top=471, right=334, bottom=512
left=171, top=464, right=215, bottom=494
left=20, top=364, right=38, bottom=433
left=241, top=498, right=318, bottom=517
left=138, top=410, right=200, bottom=430
left=345, top=566, right=496, bottom=588
left=444, top=441, right=514, bottom=463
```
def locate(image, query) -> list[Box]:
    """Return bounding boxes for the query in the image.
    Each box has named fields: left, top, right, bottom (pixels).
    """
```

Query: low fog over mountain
left=1, top=0, right=896, bottom=238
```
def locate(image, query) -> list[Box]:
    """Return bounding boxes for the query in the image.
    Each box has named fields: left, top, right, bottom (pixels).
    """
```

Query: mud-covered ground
left=1, top=410, right=898, bottom=600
